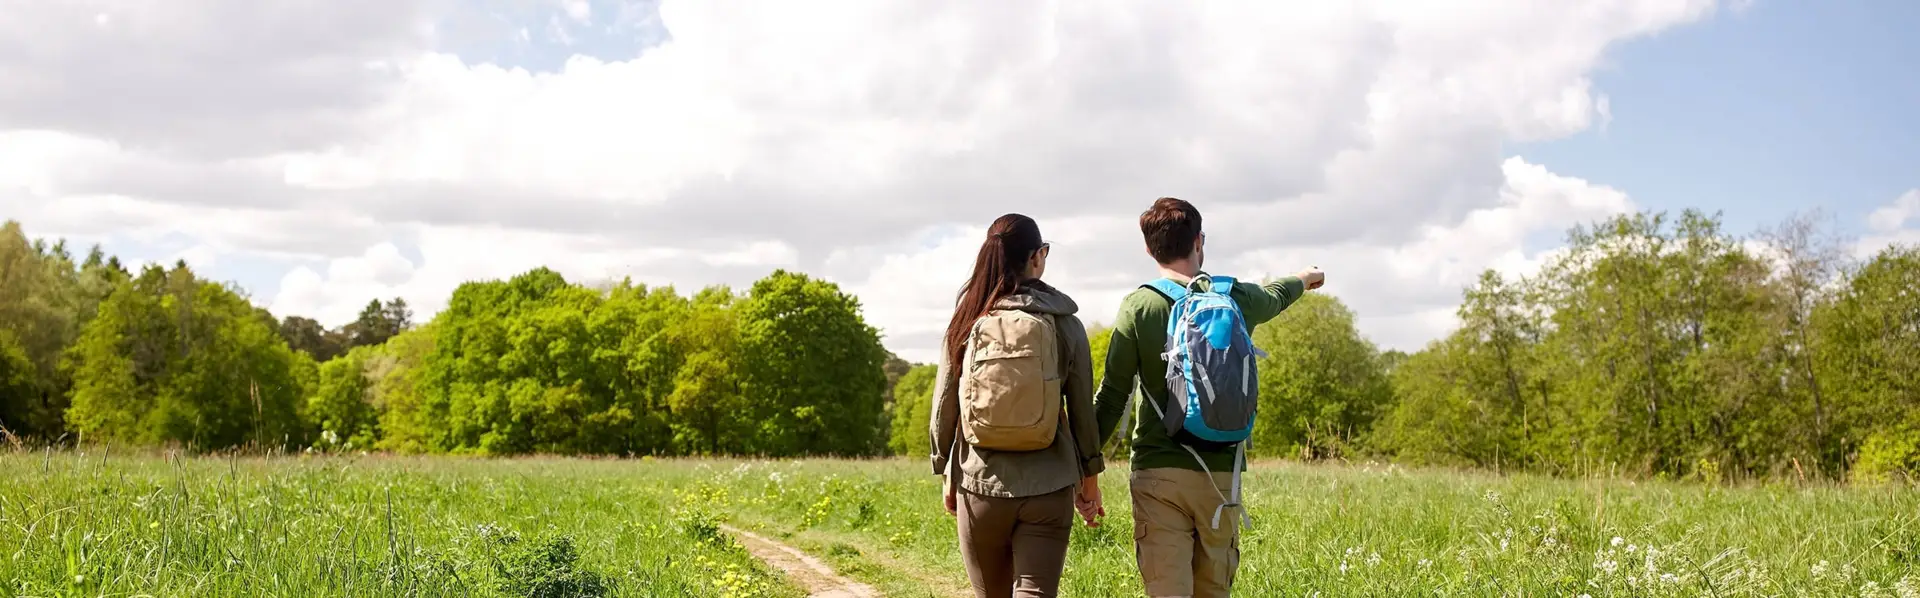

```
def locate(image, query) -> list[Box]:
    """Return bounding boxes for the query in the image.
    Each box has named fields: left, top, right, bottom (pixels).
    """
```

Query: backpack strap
left=1154, top=275, right=1237, bottom=299
left=1205, top=275, right=1236, bottom=294
left=1143, top=278, right=1188, bottom=303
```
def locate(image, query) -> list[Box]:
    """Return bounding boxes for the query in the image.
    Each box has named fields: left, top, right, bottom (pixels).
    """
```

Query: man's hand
left=1074, top=475, right=1104, bottom=526
left=943, top=477, right=958, bottom=516
left=1298, top=266, right=1326, bottom=290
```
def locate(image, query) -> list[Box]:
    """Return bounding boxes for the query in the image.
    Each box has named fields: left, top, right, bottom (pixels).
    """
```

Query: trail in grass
left=723, top=524, right=883, bottom=598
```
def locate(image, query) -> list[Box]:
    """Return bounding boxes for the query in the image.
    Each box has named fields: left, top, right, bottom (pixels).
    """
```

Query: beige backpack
left=959, top=309, right=1063, bottom=452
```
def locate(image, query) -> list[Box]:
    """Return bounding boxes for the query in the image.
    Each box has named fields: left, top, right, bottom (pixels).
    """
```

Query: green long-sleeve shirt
left=1093, top=274, right=1306, bottom=472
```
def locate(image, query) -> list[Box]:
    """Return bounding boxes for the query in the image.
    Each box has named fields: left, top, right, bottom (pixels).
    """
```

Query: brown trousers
left=957, top=485, right=1075, bottom=598
left=1131, top=468, right=1241, bottom=598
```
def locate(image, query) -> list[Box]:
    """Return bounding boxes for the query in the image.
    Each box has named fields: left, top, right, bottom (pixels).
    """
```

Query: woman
left=928, top=214, right=1104, bottom=598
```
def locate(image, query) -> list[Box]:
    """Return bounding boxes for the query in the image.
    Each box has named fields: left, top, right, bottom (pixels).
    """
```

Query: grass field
left=4, top=452, right=1919, bottom=597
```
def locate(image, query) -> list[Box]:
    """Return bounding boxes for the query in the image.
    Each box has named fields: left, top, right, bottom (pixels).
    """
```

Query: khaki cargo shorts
left=1130, top=468, right=1240, bottom=598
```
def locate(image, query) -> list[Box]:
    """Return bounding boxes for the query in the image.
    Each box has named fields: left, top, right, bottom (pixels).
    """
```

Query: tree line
left=2, top=210, right=1916, bottom=480
left=1, top=220, right=889, bottom=457
left=1373, top=211, right=1919, bottom=481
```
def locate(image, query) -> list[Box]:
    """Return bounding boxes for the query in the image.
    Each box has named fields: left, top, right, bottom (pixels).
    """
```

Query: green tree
left=279, top=316, right=347, bottom=362
left=1250, top=293, right=1390, bottom=459
left=369, top=325, right=438, bottom=453
left=1816, top=246, right=1920, bottom=481
left=664, top=299, right=747, bottom=454
left=735, top=270, right=889, bottom=456
left=64, top=263, right=309, bottom=449
left=1372, top=339, right=1490, bottom=467
left=0, top=221, right=84, bottom=437
left=0, top=330, right=38, bottom=437
left=887, top=364, right=937, bottom=457
left=345, top=298, right=412, bottom=350
left=307, top=347, right=379, bottom=448
left=420, top=270, right=722, bottom=456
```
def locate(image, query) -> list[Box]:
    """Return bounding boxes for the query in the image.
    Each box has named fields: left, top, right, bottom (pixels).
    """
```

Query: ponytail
left=943, top=214, right=1045, bottom=369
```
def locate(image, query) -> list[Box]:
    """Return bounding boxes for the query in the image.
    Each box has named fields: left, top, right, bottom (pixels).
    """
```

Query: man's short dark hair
left=1140, top=197, right=1202, bottom=265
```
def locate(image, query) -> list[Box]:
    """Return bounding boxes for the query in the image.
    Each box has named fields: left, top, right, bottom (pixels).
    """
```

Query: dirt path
left=722, top=524, right=883, bottom=598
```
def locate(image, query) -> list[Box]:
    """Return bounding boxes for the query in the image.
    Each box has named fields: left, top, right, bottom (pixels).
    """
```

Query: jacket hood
left=993, top=280, right=1079, bottom=316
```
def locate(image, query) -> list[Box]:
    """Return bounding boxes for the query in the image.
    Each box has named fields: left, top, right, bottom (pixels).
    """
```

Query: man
left=1089, top=197, right=1323, bottom=598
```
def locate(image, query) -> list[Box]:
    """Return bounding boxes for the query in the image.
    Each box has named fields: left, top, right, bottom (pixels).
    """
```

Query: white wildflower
left=1339, top=561, right=1349, bottom=574
left=1367, top=552, right=1382, bottom=567
left=1811, top=560, right=1831, bottom=579
left=1895, top=577, right=1920, bottom=598
left=1611, top=536, right=1625, bottom=547
left=1418, top=559, right=1433, bottom=569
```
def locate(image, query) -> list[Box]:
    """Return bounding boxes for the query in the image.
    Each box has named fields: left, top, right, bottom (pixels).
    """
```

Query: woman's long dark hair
left=943, top=214, right=1045, bottom=369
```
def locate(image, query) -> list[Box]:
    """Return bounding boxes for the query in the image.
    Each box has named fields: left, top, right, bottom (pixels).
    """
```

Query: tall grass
left=0, top=450, right=800, bottom=598
left=7, top=451, right=1918, bottom=597
left=702, top=459, right=1920, bottom=597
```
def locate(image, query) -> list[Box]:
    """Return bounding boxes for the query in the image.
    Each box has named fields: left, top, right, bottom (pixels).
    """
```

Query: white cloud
left=0, top=0, right=1726, bottom=362
left=1858, top=189, right=1920, bottom=257
left=0, top=0, right=438, bottom=157
left=1867, top=189, right=1919, bottom=234
left=563, top=0, right=593, bottom=24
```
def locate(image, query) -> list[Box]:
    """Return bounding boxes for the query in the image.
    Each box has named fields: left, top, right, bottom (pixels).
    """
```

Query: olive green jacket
left=930, top=280, right=1105, bottom=498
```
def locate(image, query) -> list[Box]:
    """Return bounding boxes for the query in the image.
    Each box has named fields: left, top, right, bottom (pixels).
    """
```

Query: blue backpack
left=1144, top=274, right=1263, bottom=529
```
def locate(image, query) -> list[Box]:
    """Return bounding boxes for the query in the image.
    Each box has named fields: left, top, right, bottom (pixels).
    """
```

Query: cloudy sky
left=2, top=0, right=1915, bottom=362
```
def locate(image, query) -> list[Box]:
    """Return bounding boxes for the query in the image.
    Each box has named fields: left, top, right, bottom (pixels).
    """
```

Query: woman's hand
left=943, top=476, right=958, bottom=516
left=1074, top=475, right=1104, bottom=526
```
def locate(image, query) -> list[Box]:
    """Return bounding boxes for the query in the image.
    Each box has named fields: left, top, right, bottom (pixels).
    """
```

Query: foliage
left=62, top=263, right=310, bottom=450
left=278, top=315, right=347, bottom=362
left=1375, top=210, right=1920, bottom=479
left=885, top=364, right=937, bottom=457
left=307, top=347, right=379, bottom=449
left=348, top=298, right=414, bottom=348
left=485, top=534, right=611, bottom=598
left=0, top=330, right=38, bottom=436
left=1817, top=246, right=1920, bottom=482
left=734, top=270, right=890, bottom=456
left=665, top=298, right=748, bottom=454
left=1250, top=293, right=1392, bottom=459
left=0, top=221, right=125, bottom=437
left=4, top=212, right=1918, bottom=479
left=368, top=325, right=437, bottom=453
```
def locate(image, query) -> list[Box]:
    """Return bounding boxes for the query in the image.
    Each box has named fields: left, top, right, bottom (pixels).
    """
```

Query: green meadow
left=6, top=452, right=1918, bottom=597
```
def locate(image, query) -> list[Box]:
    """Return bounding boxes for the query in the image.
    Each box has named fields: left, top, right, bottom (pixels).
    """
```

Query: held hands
left=1074, top=475, right=1105, bottom=527
left=1298, top=266, right=1326, bottom=290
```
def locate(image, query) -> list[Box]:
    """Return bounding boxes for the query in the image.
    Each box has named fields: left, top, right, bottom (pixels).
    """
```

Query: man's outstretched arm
left=1236, top=267, right=1321, bottom=325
